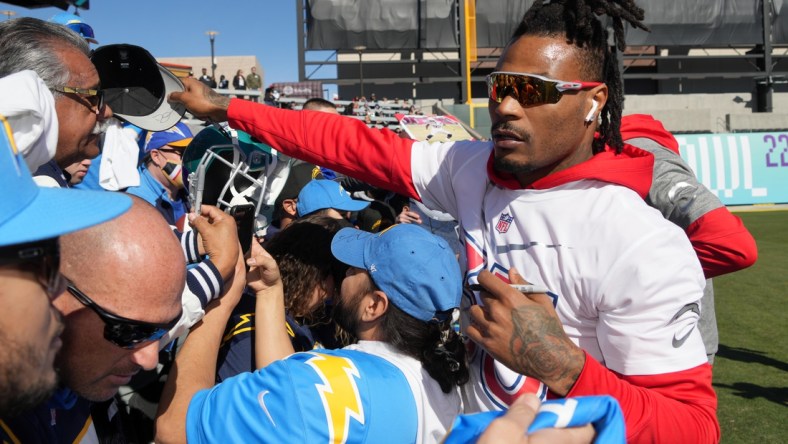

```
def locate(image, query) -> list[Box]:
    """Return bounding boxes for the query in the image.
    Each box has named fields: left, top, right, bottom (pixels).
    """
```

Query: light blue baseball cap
left=0, top=116, right=131, bottom=246
left=330, top=224, right=462, bottom=322
left=297, top=179, right=370, bottom=217
left=49, top=12, right=98, bottom=44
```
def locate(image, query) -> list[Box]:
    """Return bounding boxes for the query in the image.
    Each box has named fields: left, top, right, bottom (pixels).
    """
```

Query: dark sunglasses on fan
left=486, top=71, right=602, bottom=107
left=66, top=281, right=181, bottom=349
left=0, top=237, right=66, bottom=299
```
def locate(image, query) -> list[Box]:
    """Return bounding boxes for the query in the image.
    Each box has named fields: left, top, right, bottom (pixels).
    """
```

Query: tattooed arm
left=466, top=268, right=719, bottom=443
left=466, top=268, right=584, bottom=396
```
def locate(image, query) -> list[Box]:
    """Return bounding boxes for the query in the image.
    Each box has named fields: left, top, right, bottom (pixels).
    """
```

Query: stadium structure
left=295, top=0, right=788, bottom=136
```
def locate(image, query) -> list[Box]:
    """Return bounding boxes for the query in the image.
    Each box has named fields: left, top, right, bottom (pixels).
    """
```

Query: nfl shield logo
left=495, top=213, right=514, bottom=233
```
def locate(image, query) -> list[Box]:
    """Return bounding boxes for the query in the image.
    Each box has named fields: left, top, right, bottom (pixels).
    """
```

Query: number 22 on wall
left=763, top=134, right=788, bottom=167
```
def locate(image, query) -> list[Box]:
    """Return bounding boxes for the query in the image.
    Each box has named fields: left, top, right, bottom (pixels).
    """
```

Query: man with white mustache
left=0, top=18, right=114, bottom=188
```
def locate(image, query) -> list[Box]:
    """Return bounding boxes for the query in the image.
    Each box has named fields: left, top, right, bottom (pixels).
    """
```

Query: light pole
left=206, top=31, right=219, bottom=85
left=353, top=45, right=366, bottom=98
left=0, top=10, right=16, bottom=20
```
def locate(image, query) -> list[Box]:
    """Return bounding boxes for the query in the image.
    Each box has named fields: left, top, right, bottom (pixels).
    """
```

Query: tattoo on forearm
left=508, top=305, right=582, bottom=394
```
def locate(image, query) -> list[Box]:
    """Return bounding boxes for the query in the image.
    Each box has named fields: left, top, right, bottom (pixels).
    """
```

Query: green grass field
left=712, top=209, right=788, bottom=443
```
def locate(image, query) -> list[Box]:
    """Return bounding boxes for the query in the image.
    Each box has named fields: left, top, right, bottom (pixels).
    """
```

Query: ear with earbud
left=584, top=100, right=599, bottom=123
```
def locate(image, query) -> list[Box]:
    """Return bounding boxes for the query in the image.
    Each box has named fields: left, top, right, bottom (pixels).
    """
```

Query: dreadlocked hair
left=512, top=0, right=649, bottom=153
left=378, top=302, right=468, bottom=394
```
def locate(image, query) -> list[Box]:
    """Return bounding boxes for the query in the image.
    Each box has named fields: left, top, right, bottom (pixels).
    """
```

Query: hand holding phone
left=228, top=204, right=256, bottom=256
left=189, top=205, right=240, bottom=282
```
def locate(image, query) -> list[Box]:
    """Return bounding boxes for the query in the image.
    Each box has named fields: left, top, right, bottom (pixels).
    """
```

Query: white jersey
left=409, top=140, right=708, bottom=412
left=345, top=341, right=462, bottom=443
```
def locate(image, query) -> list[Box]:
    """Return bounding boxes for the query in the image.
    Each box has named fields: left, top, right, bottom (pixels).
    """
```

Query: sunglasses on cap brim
left=0, top=237, right=65, bottom=299
left=65, top=22, right=96, bottom=40
left=67, top=282, right=181, bottom=349
left=486, top=71, right=603, bottom=107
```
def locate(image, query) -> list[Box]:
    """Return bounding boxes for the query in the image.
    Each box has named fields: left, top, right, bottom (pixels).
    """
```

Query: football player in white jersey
left=168, top=1, right=741, bottom=441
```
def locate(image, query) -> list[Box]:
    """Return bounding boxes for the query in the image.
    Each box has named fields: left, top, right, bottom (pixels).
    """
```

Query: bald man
left=0, top=198, right=190, bottom=442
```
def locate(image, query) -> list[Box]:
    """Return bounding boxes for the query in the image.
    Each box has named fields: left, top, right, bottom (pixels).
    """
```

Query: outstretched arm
left=169, top=78, right=420, bottom=200
left=155, top=208, right=246, bottom=444
left=246, top=241, right=295, bottom=368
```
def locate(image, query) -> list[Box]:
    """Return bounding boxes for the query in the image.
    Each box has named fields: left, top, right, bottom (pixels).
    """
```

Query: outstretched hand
left=246, top=240, right=282, bottom=294
left=169, top=78, right=231, bottom=122
left=249, top=240, right=294, bottom=368
left=465, top=268, right=585, bottom=396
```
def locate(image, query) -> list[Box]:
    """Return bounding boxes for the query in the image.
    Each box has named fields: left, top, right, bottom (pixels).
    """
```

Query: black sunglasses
left=156, top=148, right=185, bottom=158
left=0, top=237, right=65, bottom=299
left=66, top=282, right=181, bottom=349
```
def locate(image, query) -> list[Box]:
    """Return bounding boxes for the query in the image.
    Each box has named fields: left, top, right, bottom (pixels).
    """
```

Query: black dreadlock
left=511, top=0, right=649, bottom=153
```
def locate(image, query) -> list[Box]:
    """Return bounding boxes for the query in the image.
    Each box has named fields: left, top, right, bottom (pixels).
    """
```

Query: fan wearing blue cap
left=49, top=12, right=99, bottom=45
left=0, top=115, right=131, bottom=416
left=330, top=224, right=462, bottom=324
left=155, top=224, right=469, bottom=443
left=125, top=122, right=193, bottom=227
left=296, top=179, right=370, bottom=219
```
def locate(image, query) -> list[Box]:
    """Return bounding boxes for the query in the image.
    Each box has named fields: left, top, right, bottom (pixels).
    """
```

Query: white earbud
left=584, top=100, right=599, bottom=123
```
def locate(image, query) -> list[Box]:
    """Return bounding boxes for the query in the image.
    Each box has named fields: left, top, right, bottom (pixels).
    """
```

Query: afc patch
left=495, top=213, right=514, bottom=233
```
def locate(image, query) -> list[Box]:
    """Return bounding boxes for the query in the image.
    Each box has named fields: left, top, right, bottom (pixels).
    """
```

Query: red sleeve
left=687, top=207, right=758, bottom=278
left=227, top=99, right=420, bottom=200
left=551, top=352, right=720, bottom=443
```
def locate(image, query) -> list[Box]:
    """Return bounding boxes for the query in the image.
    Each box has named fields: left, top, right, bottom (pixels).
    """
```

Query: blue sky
left=3, top=0, right=336, bottom=88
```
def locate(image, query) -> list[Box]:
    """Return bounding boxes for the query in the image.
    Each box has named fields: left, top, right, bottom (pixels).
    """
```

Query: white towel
left=0, top=70, right=58, bottom=171
left=98, top=119, right=140, bottom=190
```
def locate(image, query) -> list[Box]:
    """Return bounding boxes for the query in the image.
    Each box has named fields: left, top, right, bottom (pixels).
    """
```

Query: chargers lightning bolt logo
left=221, top=313, right=255, bottom=346
left=306, top=353, right=364, bottom=443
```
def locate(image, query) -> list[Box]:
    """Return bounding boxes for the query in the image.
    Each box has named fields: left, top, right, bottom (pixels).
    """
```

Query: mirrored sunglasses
left=66, top=282, right=181, bottom=349
left=487, top=71, right=602, bottom=107
left=65, top=22, right=96, bottom=40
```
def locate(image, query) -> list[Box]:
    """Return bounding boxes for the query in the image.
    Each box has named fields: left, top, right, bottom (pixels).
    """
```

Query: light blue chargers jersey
left=187, top=349, right=418, bottom=443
